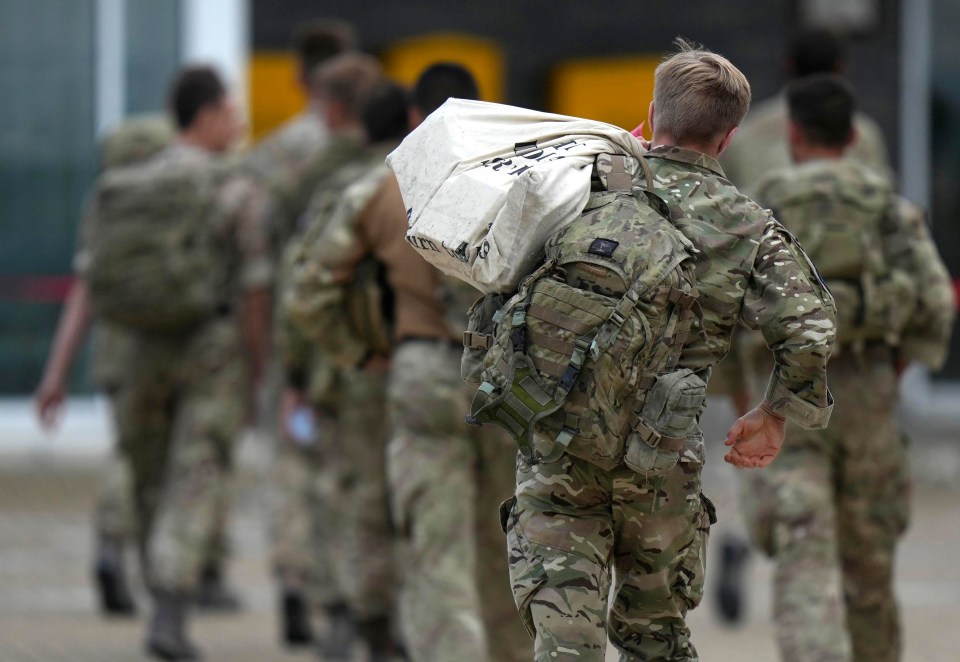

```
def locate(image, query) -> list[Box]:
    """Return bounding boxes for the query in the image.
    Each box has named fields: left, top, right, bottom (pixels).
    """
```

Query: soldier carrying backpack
left=80, top=66, right=272, bottom=662
left=392, top=41, right=838, bottom=661
left=739, top=75, right=955, bottom=662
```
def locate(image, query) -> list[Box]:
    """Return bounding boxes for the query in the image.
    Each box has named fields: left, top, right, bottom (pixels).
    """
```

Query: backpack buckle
left=462, top=331, right=491, bottom=350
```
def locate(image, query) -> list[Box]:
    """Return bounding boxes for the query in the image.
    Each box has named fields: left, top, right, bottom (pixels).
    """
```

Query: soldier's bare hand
left=34, top=377, right=66, bottom=431
left=723, top=403, right=785, bottom=468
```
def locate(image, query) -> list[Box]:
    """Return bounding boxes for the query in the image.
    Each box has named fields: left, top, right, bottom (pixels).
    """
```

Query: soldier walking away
left=35, top=115, right=172, bottom=617
left=282, top=63, right=533, bottom=662
left=713, top=27, right=896, bottom=626
left=241, top=21, right=360, bottom=647
left=486, top=39, right=836, bottom=661
left=739, top=75, right=955, bottom=662
left=79, top=66, right=272, bottom=661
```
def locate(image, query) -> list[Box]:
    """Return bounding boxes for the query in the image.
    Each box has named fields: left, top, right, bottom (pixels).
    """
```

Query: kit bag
left=387, top=98, right=645, bottom=293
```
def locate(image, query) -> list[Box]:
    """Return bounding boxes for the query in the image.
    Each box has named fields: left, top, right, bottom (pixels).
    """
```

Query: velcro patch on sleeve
left=588, top=238, right=620, bottom=257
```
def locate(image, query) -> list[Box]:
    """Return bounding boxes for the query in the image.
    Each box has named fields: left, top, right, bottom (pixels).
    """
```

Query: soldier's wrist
left=759, top=400, right=786, bottom=422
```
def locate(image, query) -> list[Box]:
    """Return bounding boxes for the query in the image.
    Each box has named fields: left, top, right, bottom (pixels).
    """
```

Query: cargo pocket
left=623, top=435, right=681, bottom=474
left=638, top=368, right=707, bottom=439
left=673, top=493, right=716, bottom=611
left=500, top=496, right=548, bottom=639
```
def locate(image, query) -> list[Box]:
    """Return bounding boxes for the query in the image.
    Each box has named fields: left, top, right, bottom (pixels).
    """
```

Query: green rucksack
left=463, top=156, right=705, bottom=470
left=764, top=173, right=917, bottom=347
left=279, top=163, right=393, bottom=355
left=85, top=158, right=227, bottom=332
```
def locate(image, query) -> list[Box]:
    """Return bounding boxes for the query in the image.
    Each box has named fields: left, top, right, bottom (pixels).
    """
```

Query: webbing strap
left=527, top=303, right=596, bottom=335
left=526, top=327, right=578, bottom=355
left=629, top=416, right=686, bottom=451
left=497, top=349, right=594, bottom=381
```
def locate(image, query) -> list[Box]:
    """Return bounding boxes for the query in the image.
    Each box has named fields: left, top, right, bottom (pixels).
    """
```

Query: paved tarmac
left=0, top=398, right=958, bottom=661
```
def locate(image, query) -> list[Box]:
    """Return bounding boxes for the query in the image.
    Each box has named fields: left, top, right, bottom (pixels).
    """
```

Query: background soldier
left=77, top=66, right=272, bottom=660
left=712, top=27, right=895, bottom=625
left=275, top=78, right=409, bottom=662
left=35, top=115, right=173, bottom=616
left=739, top=75, right=955, bottom=662
left=289, top=63, right=532, bottom=662
left=240, top=25, right=367, bottom=646
left=501, top=40, right=836, bottom=661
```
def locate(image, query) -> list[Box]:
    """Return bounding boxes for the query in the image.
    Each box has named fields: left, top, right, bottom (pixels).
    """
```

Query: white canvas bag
left=386, top=99, right=644, bottom=293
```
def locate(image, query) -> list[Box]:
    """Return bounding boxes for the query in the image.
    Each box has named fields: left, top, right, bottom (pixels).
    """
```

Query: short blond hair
left=310, top=52, right=383, bottom=117
left=653, top=38, right=751, bottom=144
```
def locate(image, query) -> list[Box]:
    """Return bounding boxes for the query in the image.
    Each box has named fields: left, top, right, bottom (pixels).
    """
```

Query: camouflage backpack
left=85, top=157, right=228, bottom=332
left=463, top=155, right=705, bottom=470
left=280, top=161, right=393, bottom=356
left=759, top=167, right=917, bottom=347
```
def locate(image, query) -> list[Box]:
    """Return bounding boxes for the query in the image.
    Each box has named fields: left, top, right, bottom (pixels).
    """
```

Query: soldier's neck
left=177, top=130, right=222, bottom=154
left=791, top=143, right=845, bottom=163
left=650, top=132, right=721, bottom=159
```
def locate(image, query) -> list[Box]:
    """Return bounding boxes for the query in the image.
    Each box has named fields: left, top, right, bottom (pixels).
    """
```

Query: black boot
left=145, top=591, right=200, bottom=661
left=319, top=602, right=357, bottom=661
left=715, top=533, right=751, bottom=625
left=280, top=589, right=314, bottom=646
left=356, top=615, right=397, bottom=662
left=195, top=563, right=242, bottom=612
left=94, top=537, right=137, bottom=616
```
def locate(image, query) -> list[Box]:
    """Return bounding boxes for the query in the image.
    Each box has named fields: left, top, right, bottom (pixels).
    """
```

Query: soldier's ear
left=716, top=126, right=738, bottom=156
left=647, top=101, right=656, bottom=135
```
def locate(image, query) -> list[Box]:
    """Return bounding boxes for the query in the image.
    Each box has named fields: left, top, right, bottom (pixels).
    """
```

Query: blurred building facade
left=1, top=0, right=958, bottom=394
left=0, top=0, right=247, bottom=394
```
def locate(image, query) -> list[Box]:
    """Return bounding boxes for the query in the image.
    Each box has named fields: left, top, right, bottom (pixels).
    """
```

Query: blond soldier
left=497, top=40, right=835, bottom=661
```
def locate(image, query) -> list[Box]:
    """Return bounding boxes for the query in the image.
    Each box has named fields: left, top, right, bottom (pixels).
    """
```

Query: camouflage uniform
left=243, top=111, right=332, bottom=596
left=715, top=93, right=893, bottom=401
left=300, top=168, right=531, bottom=662
left=274, top=142, right=395, bottom=620
left=739, top=159, right=955, bottom=662
left=79, top=142, right=272, bottom=594
left=387, top=302, right=525, bottom=662
left=504, top=146, right=836, bottom=661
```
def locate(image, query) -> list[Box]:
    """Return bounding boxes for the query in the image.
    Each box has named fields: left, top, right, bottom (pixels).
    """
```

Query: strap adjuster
left=462, top=331, right=491, bottom=350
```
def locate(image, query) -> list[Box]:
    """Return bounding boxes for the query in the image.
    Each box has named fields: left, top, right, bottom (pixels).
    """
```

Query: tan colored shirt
left=348, top=172, right=456, bottom=343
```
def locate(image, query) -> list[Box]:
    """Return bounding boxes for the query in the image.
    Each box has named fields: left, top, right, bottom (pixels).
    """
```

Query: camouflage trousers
left=386, top=340, right=531, bottom=662
left=112, top=318, right=246, bottom=594
left=740, top=347, right=908, bottom=662
left=269, top=405, right=345, bottom=606
left=506, top=436, right=714, bottom=661
left=336, top=367, right=395, bottom=619
left=270, top=366, right=395, bottom=617
left=95, top=427, right=230, bottom=566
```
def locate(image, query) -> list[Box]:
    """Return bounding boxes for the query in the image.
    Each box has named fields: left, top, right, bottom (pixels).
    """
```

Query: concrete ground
left=0, top=397, right=958, bottom=661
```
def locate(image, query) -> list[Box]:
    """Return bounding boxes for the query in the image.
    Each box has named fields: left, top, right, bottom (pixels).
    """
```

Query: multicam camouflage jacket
left=753, top=158, right=954, bottom=369
left=645, top=145, right=837, bottom=429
